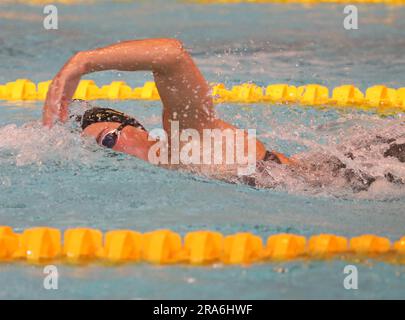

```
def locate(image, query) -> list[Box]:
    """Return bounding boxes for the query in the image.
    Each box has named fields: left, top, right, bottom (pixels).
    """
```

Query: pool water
left=0, top=1, right=404, bottom=299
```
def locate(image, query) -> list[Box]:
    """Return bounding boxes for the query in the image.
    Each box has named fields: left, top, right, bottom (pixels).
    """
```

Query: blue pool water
left=0, top=1, right=404, bottom=299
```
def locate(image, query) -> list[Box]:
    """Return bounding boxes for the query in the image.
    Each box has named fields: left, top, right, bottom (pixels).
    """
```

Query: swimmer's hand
left=42, top=53, right=86, bottom=127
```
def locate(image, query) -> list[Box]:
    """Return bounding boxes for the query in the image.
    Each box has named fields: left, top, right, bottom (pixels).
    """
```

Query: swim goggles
left=96, top=123, right=128, bottom=149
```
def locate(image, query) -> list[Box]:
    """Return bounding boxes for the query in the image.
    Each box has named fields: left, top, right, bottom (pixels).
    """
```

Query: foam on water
left=253, top=114, right=405, bottom=199
left=0, top=111, right=403, bottom=200
left=0, top=121, right=101, bottom=167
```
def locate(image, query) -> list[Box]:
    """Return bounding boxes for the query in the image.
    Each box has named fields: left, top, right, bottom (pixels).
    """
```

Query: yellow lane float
left=1, top=79, right=403, bottom=114
left=1, top=226, right=404, bottom=266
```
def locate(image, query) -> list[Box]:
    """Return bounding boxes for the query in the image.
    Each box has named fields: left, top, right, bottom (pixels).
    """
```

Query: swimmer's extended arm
left=43, top=38, right=215, bottom=130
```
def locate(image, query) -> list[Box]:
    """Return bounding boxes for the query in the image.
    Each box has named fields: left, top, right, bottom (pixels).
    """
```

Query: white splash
left=0, top=108, right=404, bottom=199
left=0, top=121, right=100, bottom=167
left=253, top=116, right=405, bottom=199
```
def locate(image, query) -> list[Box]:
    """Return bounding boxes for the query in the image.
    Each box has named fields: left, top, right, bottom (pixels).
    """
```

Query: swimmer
left=42, top=38, right=404, bottom=191
left=43, top=38, right=293, bottom=178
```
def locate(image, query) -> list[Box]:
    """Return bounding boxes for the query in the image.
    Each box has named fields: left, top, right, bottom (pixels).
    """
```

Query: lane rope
left=192, top=0, right=405, bottom=4
left=1, top=226, right=404, bottom=265
left=8, top=0, right=405, bottom=5
left=1, top=79, right=404, bottom=114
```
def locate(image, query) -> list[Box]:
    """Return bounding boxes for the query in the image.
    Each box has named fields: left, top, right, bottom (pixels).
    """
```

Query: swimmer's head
left=76, top=107, right=146, bottom=132
left=75, top=106, right=148, bottom=151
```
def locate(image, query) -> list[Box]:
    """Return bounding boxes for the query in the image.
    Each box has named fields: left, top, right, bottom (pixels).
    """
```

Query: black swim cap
left=76, top=107, right=146, bottom=132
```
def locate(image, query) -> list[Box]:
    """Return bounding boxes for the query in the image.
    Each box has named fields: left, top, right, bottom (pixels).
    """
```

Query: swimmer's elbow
left=160, top=38, right=188, bottom=68
left=68, top=51, right=90, bottom=75
left=164, top=38, right=185, bottom=54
